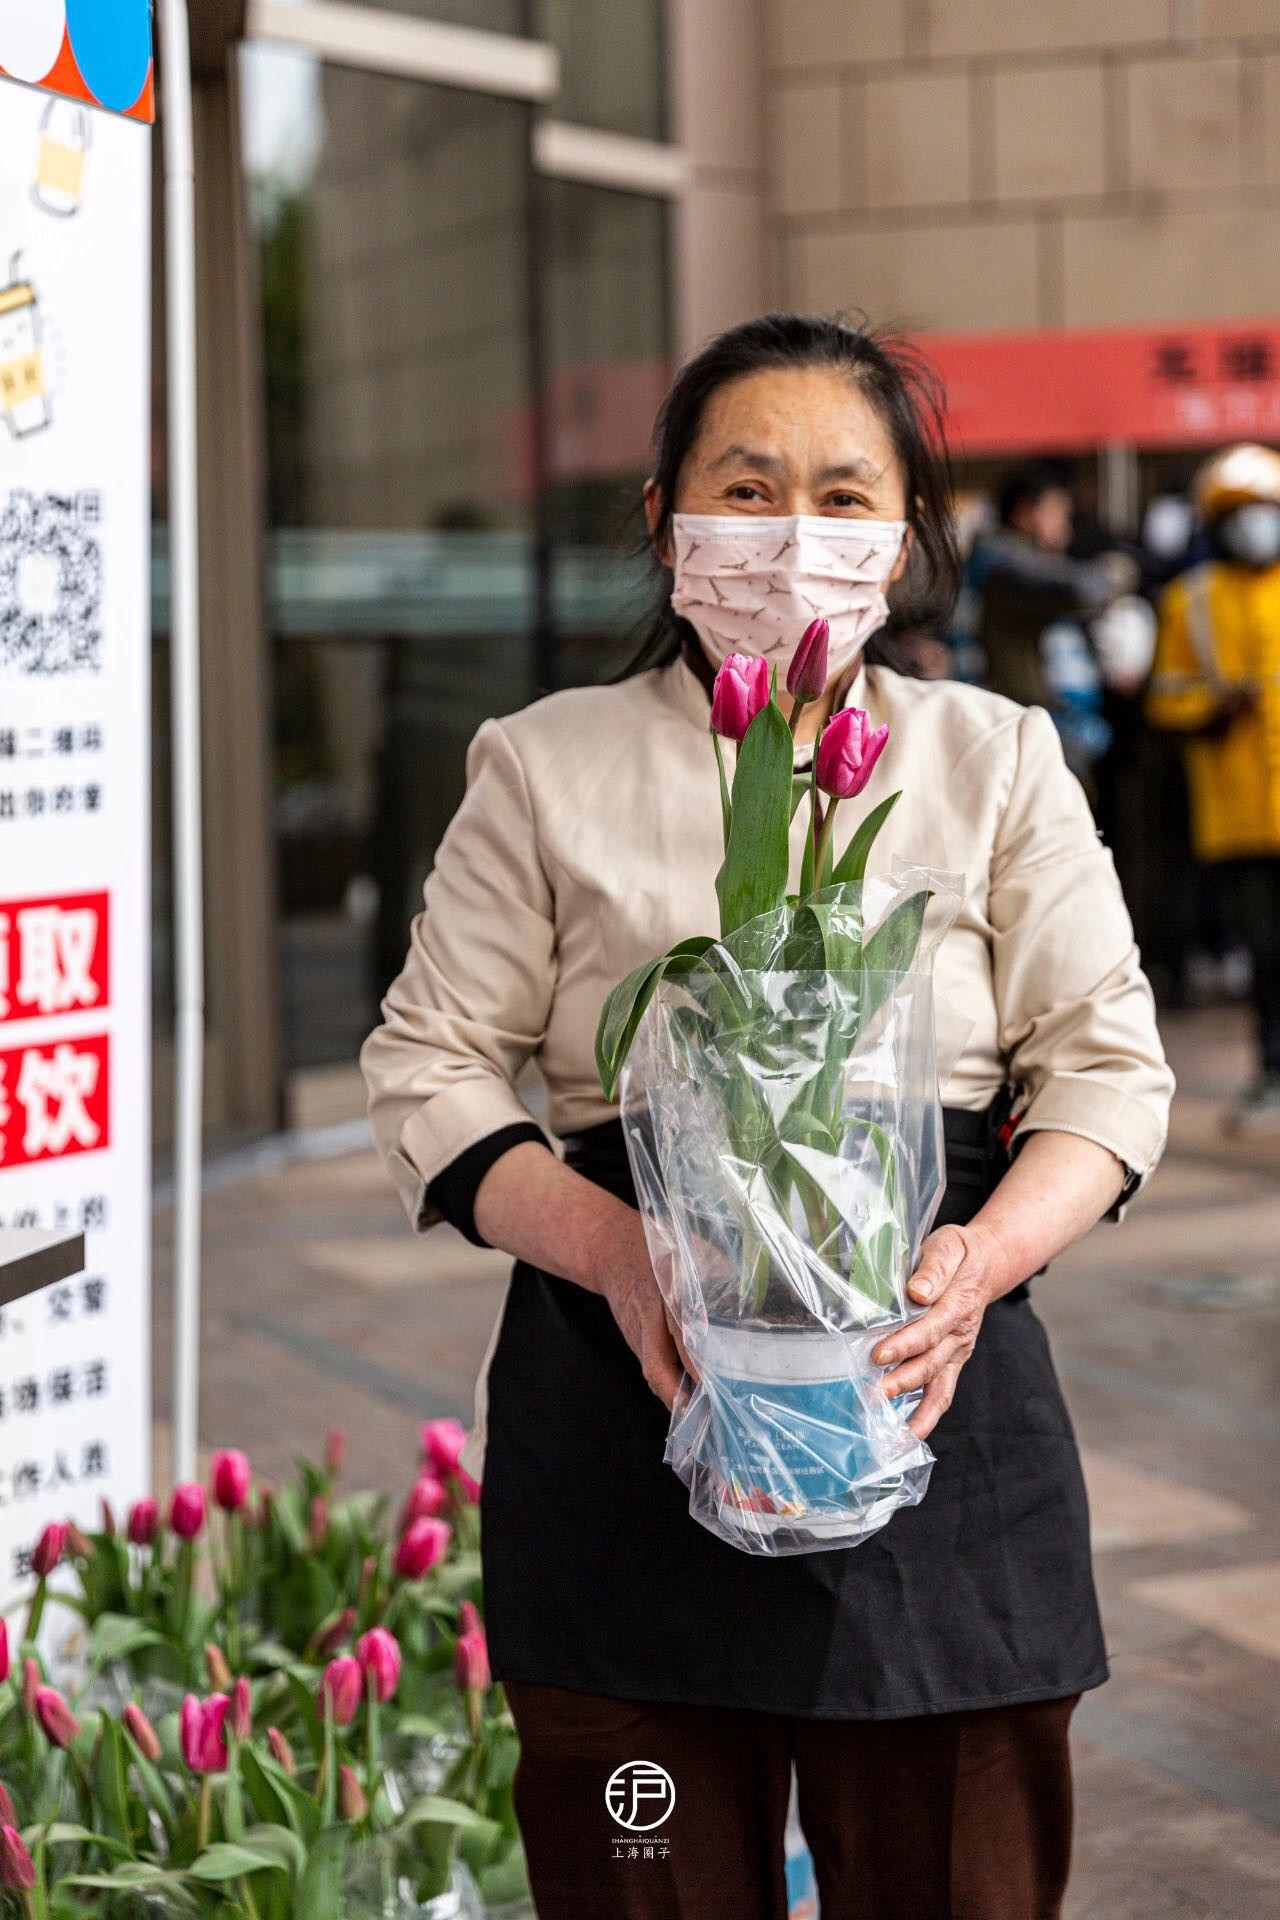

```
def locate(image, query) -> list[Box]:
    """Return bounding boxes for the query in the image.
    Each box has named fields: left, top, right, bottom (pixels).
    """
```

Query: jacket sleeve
left=988, top=705, right=1173, bottom=1200
left=1146, top=574, right=1221, bottom=733
left=360, top=717, right=556, bottom=1232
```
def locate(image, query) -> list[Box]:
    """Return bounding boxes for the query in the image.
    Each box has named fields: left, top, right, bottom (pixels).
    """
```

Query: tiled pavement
left=152, top=1003, right=1280, bottom=1918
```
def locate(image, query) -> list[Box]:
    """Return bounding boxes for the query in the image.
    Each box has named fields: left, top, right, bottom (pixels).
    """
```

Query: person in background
left=1148, top=443, right=1280, bottom=1132
left=976, top=463, right=1133, bottom=786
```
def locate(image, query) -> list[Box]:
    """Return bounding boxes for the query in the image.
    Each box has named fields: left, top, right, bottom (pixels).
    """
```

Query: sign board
left=921, top=320, right=1280, bottom=456
left=0, top=4, right=152, bottom=1593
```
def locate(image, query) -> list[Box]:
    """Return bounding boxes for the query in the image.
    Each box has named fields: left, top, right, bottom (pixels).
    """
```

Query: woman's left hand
left=871, top=1222, right=1012, bottom=1441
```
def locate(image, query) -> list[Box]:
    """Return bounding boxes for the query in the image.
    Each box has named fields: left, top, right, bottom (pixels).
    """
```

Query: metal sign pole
left=157, top=0, right=204, bottom=1486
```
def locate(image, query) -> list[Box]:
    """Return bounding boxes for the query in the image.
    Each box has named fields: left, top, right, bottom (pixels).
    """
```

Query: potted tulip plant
left=596, top=622, right=962, bottom=1555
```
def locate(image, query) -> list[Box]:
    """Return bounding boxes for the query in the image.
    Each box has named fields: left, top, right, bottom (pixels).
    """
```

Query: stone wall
left=765, top=0, right=1280, bottom=330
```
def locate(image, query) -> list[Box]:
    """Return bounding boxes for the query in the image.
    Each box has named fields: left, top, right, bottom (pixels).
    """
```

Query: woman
left=362, top=315, right=1173, bottom=1920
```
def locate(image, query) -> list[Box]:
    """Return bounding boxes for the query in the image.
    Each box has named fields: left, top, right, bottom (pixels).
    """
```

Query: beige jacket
left=362, top=655, right=1173, bottom=1239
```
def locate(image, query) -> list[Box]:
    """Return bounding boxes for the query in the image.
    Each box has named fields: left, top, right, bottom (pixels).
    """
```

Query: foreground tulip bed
left=0, top=1423, right=529, bottom=1918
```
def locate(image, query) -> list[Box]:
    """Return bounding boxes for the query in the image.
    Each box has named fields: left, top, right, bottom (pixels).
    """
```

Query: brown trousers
left=505, top=1681, right=1078, bottom=1920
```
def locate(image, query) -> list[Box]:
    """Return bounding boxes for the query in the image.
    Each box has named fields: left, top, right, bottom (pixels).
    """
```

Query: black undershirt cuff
left=425, top=1122, right=550, bottom=1246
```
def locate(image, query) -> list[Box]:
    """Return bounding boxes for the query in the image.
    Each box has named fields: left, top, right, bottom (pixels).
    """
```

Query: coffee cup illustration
left=0, top=255, right=51, bottom=439
left=33, top=96, right=91, bottom=218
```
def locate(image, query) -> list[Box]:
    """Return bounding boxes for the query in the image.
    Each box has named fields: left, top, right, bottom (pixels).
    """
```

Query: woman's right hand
left=587, top=1205, right=689, bottom=1409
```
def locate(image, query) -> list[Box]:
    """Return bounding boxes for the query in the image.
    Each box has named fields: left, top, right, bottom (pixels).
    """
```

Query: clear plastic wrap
left=619, top=867, right=964, bottom=1556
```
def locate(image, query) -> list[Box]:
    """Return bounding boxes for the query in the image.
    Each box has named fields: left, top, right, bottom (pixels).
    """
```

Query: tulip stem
left=711, top=731, right=732, bottom=853
left=24, top=1577, right=47, bottom=1647
left=811, top=797, right=840, bottom=899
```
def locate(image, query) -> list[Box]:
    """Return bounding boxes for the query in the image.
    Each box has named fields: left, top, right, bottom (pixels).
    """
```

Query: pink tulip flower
left=458, top=1600, right=482, bottom=1638
left=31, top=1522, right=67, bottom=1578
left=0, top=1782, right=16, bottom=1829
left=127, top=1498, right=160, bottom=1546
left=21, top=1660, right=39, bottom=1717
left=211, top=1449, right=251, bottom=1513
left=710, top=652, right=770, bottom=743
left=320, top=1656, right=362, bottom=1728
left=314, top=1607, right=357, bottom=1659
left=420, top=1417, right=468, bottom=1479
left=180, top=1693, right=230, bottom=1773
left=455, top=1467, right=481, bottom=1504
left=325, top=1426, right=346, bottom=1477
left=454, top=1625, right=491, bottom=1695
left=395, top=1517, right=451, bottom=1580
left=357, top=1627, right=401, bottom=1704
left=267, top=1726, right=296, bottom=1776
left=400, top=1474, right=447, bottom=1530
left=123, top=1703, right=162, bottom=1763
left=232, top=1676, right=252, bottom=1742
left=815, top=707, right=890, bottom=801
left=0, top=1619, right=8, bottom=1685
left=338, top=1764, right=367, bottom=1821
left=0, top=1826, right=35, bottom=1893
left=169, top=1483, right=206, bottom=1540
left=308, top=1495, right=330, bottom=1549
left=34, top=1687, right=80, bottom=1749
left=787, top=618, right=830, bottom=702
left=204, top=1644, right=232, bottom=1692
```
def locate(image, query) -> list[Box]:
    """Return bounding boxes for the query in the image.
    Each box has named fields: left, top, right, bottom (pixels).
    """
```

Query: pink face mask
left=670, top=513, right=907, bottom=674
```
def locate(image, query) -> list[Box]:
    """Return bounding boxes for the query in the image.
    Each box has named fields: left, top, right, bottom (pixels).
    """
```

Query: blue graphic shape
left=65, top=0, right=152, bottom=113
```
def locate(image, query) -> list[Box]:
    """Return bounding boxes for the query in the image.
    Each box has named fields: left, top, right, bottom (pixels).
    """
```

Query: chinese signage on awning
left=0, top=10, right=152, bottom=1596
left=921, top=321, right=1280, bottom=456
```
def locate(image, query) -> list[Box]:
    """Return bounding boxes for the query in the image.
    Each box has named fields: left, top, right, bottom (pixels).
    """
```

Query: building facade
left=169, top=0, right=1280, bottom=1147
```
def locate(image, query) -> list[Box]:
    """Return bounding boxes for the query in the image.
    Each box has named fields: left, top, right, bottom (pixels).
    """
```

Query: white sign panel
left=0, top=74, right=151, bottom=1595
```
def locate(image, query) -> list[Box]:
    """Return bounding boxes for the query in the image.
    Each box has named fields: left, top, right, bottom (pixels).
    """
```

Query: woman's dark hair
left=620, top=311, right=961, bottom=678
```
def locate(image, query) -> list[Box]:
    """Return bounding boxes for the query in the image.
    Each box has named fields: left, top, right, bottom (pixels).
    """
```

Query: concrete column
left=667, top=0, right=770, bottom=356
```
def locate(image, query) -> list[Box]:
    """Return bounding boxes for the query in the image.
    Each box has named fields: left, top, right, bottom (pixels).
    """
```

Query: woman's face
left=646, top=365, right=912, bottom=587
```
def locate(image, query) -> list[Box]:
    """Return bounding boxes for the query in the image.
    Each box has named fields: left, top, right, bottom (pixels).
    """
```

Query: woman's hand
left=587, top=1206, right=691, bottom=1410
left=871, top=1221, right=1011, bottom=1441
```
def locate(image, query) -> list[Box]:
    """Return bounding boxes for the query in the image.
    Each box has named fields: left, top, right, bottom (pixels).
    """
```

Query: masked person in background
left=975, top=464, right=1136, bottom=788
left=1149, top=444, right=1280, bottom=1132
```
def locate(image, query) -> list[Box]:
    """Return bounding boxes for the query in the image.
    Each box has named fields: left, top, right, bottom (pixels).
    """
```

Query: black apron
left=481, top=1102, right=1107, bottom=1721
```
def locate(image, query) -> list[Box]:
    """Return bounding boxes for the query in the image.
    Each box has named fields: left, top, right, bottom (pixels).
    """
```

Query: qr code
left=0, top=490, right=103, bottom=675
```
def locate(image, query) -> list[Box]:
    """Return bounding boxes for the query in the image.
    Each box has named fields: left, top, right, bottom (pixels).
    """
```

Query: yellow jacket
left=1148, top=560, right=1280, bottom=860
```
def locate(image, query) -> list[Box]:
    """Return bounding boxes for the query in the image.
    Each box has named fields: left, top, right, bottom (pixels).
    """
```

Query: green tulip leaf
left=86, top=1612, right=167, bottom=1669
left=189, top=1825, right=307, bottom=1883
left=830, top=789, right=901, bottom=887
left=715, top=698, right=793, bottom=938
left=295, top=1825, right=349, bottom=1920
left=595, top=936, right=716, bottom=1099
left=862, top=888, right=930, bottom=976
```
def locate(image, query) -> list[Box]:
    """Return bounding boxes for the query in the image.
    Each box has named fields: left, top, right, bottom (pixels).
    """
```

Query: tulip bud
left=123, top=1703, right=162, bottom=1764
left=325, top=1426, right=346, bottom=1477
left=127, top=1497, right=160, bottom=1546
left=100, top=1498, right=118, bottom=1537
left=35, top=1686, right=80, bottom=1749
left=65, top=1523, right=92, bottom=1562
left=456, top=1468, right=481, bottom=1505
left=211, top=1449, right=251, bottom=1514
left=169, top=1483, right=206, bottom=1540
left=266, top=1726, right=296, bottom=1776
left=356, top=1626, right=401, bottom=1705
left=256, top=1483, right=275, bottom=1527
left=815, top=706, right=889, bottom=802
left=358, top=1555, right=378, bottom=1605
left=337, top=1764, right=367, bottom=1822
left=21, top=1659, right=40, bottom=1717
left=180, top=1694, right=229, bottom=1774
left=319, top=1656, right=362, bottom=1728
left=420, top=1417, right=468, bottom=1480
left=454, top=1626, right=491, bottom=1696
left=308, top=1495, right=330, bottom=1550
left=0, top=1782, right=16, bottom=1829
left=458, top=1600, right=482, bottom=1638
left=0, top=1618, right=8, bottom=1685
left=400, top=1474, right=446, bottom=1531
left=0, top=1825, right=35, bottom=1893
left=710, top=652, right=771, bottom=744
left=786, top=618, right=830, bottom=703
left=232, top=1676, right=252, bottom=1742
left=394, top=1517, right=450, bottom=1581
left=313, top=1607, right=357, bottom=1660
left=204, top=1644, right=232, bottom=1692
left=31, top=1521, right=67, bottom=1578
